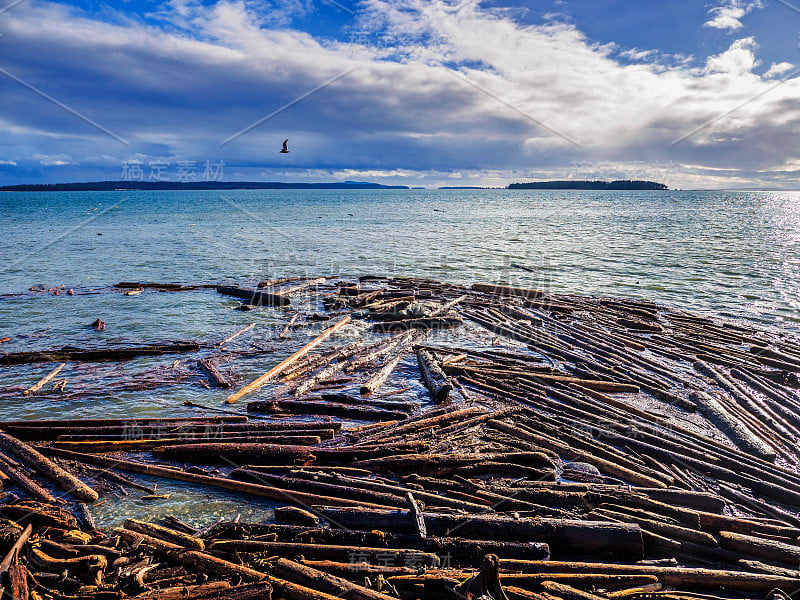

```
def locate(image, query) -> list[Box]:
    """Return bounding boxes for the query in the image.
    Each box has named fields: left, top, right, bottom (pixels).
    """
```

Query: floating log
left=215, top=285, right=291, bottom=307
left=370, top=317, right=463, bottom=332
left=197, top=359, right=233, bottom=388
left=247, top=399, right=408, bottom=421
left=22, top=362, right=66, bottom=396
left=360, top=353, right=405, bottom=395
left=227, top=315, right=352, bottom=403
left=0, top=454, right=55, bottom=502
left=471, top=283, right=543, bottom=299
left=273, top=558, right=400, bottom=600
left=0, top=343, right=202, bottom=365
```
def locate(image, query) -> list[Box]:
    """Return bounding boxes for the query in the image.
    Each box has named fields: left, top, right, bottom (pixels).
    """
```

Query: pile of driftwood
left=2, top=275, right=800, bottom=599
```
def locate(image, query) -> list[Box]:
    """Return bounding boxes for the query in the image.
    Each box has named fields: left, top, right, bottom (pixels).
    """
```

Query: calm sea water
left=1, top=188, right=799, bottom=525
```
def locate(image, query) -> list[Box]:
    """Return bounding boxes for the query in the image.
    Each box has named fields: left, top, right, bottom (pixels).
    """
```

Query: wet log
left=370, top=316, right=462, bottom=332
left=197, top=359, right=233, bottom=389
left=22, top=362, right=66, bottom=395
left=215, top=285, right=291, bottom=306
left=358, top=407, right=485, bottom=443
left=246, top=399, right=408, bottom=421
left=124, top=519, right=205, bottom=550
left=497, top=560, right=800, bottom=591
left=0, top=432, right=98, bottom=502
left=0, top=416, right=246, bottom=429
left=227, top=315, right=352, bottom=403
left=42, top=448, right=396, bottom=509
left=318, top=508, right=643, bottom=558
left=471, top=283, right=543, bottom=299
left=53, top=435, right=322, bottom=452
left=360, top=353, right=405, bottom=395
left=416, top=350, right=452, bottom=403
left=0, top=454, right=55, bottom=502
left=718, top=530, right=800, bottom=565
left=0, top=343, right=202, bottom=365
left=273, top=558, right=399, bottom=600
left=275, top=506, right=320, bottom=527
left=688, top=390, right=774, bottom=460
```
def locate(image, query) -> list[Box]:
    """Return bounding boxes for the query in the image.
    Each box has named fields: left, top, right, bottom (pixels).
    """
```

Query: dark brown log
left=471, top=283, right=543, bottom=299
left=275, top=506, right=320, bottom=527
left=352, top=451, right=554, bottom=474
left=215, top=285, right=291, bottom=306
left=197, top=359, right=233, bottom=388
left=8, top=563, right=29, bottom=600
left=416, top=349, right=452, bottom=403
left=246, top=399, right=408, bottom=421
left=124, top=519, right=205, bottom=550
left=0, top=343, right=202, bottom=365
left=360, top=353, right=405, bottom=395
left=0, top=416, right=246, bottom=429
left=718, top=530, right=800, bottom=565
left=0, top=432, right=98, bottom=502
left=208, top=539, right=440, bottom=566
left=0, top=454, right=55, bottom=502
left=318, top=508, right=643, bottom=558
left=53, top=435, right=322, bottom=452
left=370, top=316, right=462, bottom=332
left=498, top=560, right=800, bottom=591
left=273, top=558, right=399, bottom=600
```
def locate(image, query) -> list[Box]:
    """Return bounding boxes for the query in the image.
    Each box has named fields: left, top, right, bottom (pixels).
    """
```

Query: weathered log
left=197, top=359, right=233, bottom=388
left=273, top=558, right=399, bottom=600
left=0, top=416, right=246, bottom=429
left=416, top=349, right=452, bottom=403
left=471, top=283, right=543, bottom=299
left=0, top=524, right=31, bottom=574
left=41, top=448, right=396, bottom=509
left=497, top=560, right=800, bottom=591
left=318, top=508, right=643, bottom=558
left=0, top=432, right=98, bottom=502
left=124, top=519, right=205, bottom=550
left=22, top=362, right=66, bottom=395
left=688, top=390, right=775, bottom=460
left=227, top=315, right=352, bottom=402
left=208, top=539, right=440, bottom=566
left=370, top=316, right=462, bottom=332
left=360, top=353, right=405, bottom=395
left=0, top=343, right=201, bottom=365
left=53, top=435, right=322, bottom=452
left=275, top=506, right=320, bottom=527
left=247, top=399, right=408, bottom=421
left=718, top=530, right=800, bottom=565
left=27, top=545, right=107, bottom=585
left=7, top=563, right=29, bottom=600
left=352, top=451, right=554, bottom=473
left=216, top=285, right=291, bottom=306
left=0, top=454, right=55, bottom=502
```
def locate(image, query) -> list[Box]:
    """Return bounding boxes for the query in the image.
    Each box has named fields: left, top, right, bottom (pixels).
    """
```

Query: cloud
left=765, top=62, right=795, bottom=78
left=0, top=0, right=798, bottom=189
left=704, top=0, right=764, bottom=31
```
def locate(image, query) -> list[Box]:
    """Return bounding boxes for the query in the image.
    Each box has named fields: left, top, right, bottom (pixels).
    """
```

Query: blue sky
left=0, top=0, right=799, bottom=188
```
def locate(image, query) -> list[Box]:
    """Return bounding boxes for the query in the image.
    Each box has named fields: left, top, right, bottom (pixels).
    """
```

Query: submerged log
left=197, top=359, right=233, bottom=388
left=22, top=362, right=66, bottom=396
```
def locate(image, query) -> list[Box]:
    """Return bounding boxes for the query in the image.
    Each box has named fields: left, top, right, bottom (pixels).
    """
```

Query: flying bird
left=280, top=139, right=290, bottom=154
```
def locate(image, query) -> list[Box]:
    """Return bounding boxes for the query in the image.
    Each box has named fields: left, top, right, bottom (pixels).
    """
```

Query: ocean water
left=1, top=188, right=799, bottom=525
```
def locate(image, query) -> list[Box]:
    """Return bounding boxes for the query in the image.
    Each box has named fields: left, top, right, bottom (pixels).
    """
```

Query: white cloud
left=704, top=0, right=764, bottom=31
left=0, top=0, right=799, bottom=189
left=0, top=160, right=17, bottom=166
left=765, top=62, right=795, bottom=78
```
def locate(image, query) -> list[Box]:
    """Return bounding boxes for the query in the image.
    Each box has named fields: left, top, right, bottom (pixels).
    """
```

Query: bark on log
left=246, top=400, right=408, bottom=421
left=273, top=558, right=400, bottom=600
left=360, top=353, right=405, bottom=396
left=0, top=432, right=98, bottom=502
left=718, top=530, right=800, bottom=565
left=416, top=349, right=452, bottom=403
left=0, top=454, right=55, bottom=502
left=197, top=359, right=233, bottom=389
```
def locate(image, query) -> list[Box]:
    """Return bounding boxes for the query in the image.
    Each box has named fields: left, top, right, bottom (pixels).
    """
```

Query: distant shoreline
left=0, top=181, right=410, bottom=192
left=508, top=180, right=668, bottom=190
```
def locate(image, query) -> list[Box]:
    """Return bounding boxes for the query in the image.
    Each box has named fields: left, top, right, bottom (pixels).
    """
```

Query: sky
left=0, top=0, right=799, bottom=189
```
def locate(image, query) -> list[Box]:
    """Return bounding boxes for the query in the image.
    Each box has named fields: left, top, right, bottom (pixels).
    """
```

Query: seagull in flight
left=280, top=139, right=290, bottom=154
